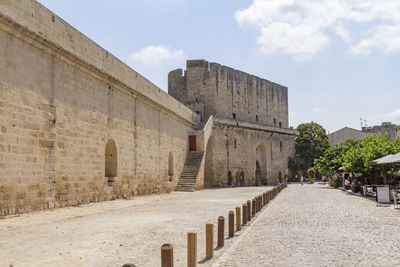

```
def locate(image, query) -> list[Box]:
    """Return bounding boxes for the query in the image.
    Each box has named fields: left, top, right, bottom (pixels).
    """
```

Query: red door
left=189, top=135, right=196, bottom=151
left=240, top=171, right=245, bottom=186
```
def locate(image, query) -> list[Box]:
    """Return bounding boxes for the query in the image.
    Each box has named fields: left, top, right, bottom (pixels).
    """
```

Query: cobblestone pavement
left=0, top=186, right=270, bottom=267
left=214, top=183, right=400, bottom=267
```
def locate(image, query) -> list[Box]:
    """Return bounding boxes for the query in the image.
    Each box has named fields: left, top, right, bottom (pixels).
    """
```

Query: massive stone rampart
left=169, top=59, right=289, bottom=129
left=0, top=0, right=197, bottom=215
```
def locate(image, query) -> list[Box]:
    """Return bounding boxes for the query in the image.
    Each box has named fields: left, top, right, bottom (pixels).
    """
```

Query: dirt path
left=0, top=186, right=271, bottom=267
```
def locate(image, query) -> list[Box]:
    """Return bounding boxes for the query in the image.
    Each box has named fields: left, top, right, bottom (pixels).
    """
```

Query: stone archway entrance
left=256, top=143, right=267, bottom=185
left=255, top=160, right=261, bottom=185
left=228, top=171, right=232, bottom=186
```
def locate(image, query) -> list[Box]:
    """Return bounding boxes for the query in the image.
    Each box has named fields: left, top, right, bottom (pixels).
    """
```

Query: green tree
left=343, top=133, right=400, bottom=175
left=314, top=133, right=400, bottom=179
left=289, top=122, right=330, bottom=172
left=314, top=138, right=360, bottom=173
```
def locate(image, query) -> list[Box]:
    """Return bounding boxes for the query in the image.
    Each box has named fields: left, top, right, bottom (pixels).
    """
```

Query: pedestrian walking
left=300, top=176, right=304, bottom=186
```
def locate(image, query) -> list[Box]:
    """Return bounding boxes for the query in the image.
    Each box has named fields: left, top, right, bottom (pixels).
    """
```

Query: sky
left=37, top=0, right=400, bottom=133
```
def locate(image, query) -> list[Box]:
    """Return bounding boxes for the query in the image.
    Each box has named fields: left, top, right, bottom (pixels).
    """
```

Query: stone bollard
left=205, top=224, right=213, bottom=259
left=252, top=199, right=256, bottom=216
left=247, top=200, right=251, bottom=222
left=187, top=233, right=197, bottom=267
left=264, top=192, right=267, bottom=205
left=228, top=211, right=234, bottom=238
left=161, top=243, right=173, bottom=267
left=242, top=204, right=247, bottom=225
left=236, top=207, right=241, bottom=231
left=218, top=216, right=225, bottom=247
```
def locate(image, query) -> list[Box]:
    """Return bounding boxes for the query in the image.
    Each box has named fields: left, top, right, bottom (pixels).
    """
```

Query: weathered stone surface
left=0, top=0, right=196, bottom=216
left=0, top=0, right=295, bottom=216
left=169, top=60, right=295, bottom=187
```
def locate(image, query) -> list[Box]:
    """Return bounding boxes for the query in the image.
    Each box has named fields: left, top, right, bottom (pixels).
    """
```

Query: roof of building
left=329, top=126, right=366, bottom=136
left=370, top=152, right=400, bottom=165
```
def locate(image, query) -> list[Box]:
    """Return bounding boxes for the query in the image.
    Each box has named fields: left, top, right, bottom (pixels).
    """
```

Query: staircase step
left=175, top=151, right=204, bottom=192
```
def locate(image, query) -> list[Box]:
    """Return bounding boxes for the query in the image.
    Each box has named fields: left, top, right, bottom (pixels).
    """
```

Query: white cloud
left=351, top=24, right=400, bottom=55
left=236, top=0, right=400, bottom=60
left=128, top=45, right=183, bottom=65
left=382, top=108, right=400, bottom=122
left=313, top=107, right=321, bottom=113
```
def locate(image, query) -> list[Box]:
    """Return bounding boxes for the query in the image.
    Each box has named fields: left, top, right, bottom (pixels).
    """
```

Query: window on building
left=234, top=139, right=237, bottom=149
left=279, top=121, right=282, bottom=127
left=274, top=118, right=277, bottom=125
left=280, top=141, right=283, bottom=152
left=256, top=115, right=259, bottom=122
left=233, top=113, right=236, bottom=119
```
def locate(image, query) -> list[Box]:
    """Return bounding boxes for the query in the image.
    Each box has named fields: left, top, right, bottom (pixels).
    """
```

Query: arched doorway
left=227, top=171, right=232, bottom=186
left=240, top=171, right=245, bottom=186
left=235, top=171, right=240, bottom=186
left=105, top=139, right=117, bottom=179
left=255, top=160, right=261, bottom=185
left=256, top=143, right=267, bottom=185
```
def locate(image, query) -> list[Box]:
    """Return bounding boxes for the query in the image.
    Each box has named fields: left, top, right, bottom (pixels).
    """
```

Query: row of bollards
left=128, top=183, right=287, bottom=267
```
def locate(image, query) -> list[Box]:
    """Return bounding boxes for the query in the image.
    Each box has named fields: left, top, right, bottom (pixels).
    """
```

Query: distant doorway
left=228, top=171, right=232, bottom=186
left=255, top=160, right=261, bottom=185
left=240, top=171, right=245, bottom=186
left=189, top=135, right=196, bottom=151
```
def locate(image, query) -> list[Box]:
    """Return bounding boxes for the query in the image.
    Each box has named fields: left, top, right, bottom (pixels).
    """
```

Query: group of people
left=294, top=175, right=305, bottom=185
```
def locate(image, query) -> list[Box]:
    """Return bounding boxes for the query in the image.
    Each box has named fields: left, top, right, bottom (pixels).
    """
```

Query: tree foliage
left=289, top=122, right=330, bottom=172
left=314, top=133, right=400, bottom=176
left=314, top=138, right=360, bottom=173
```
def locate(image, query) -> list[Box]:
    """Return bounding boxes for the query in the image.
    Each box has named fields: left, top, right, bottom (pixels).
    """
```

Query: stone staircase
left=176, top=151, right=204, bottom=192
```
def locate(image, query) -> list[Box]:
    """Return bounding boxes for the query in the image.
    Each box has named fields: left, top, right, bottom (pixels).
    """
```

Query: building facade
left=363, top=122, right=398, bottom=140
left=0, top=0, right=295, bottom=216
left=328, top=127, right=371, bottom=147
left=169, top=60, right=295, bottom=187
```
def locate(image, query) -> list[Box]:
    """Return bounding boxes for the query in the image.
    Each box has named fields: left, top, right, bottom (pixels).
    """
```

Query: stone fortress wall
left=0, top=0, right=197, bottom=216
left=169, top=60, right=288, bottom=128
left=169, top=60, right=295, bottom=187
left=0, top=0, right=295, bottom=216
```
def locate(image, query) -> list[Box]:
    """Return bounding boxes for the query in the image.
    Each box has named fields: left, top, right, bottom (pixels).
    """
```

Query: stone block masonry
left=169, top=59, right=289, bottom=128
left=0, top=0, right=295, bottom=216
left=169, top=61, right=295, bottom=187
left=0, top=0, right=197, bottom=216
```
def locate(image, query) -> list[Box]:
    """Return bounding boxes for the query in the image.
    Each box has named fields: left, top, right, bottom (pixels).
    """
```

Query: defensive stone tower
left=169, top=60, right=295, bottom=188
left=169, top=59, right=289, bottom=129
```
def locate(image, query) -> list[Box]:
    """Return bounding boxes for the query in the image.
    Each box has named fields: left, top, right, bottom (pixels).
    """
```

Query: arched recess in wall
left=255, top=143, right=267, bottom=185
left=168, top=152, right=174, bottom=181
left=204, top=136, right=215, bottom=187
left=227, top=171, right=232, bottom=186
left=105, top=139, right=117, bottom=178
left=235, top=171, right=240, bottom=186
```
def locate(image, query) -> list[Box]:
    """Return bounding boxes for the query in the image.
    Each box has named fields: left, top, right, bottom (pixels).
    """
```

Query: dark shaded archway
left=256, top=143, right=267, bottom=185
left=228, top=171, right=232, bottom=186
